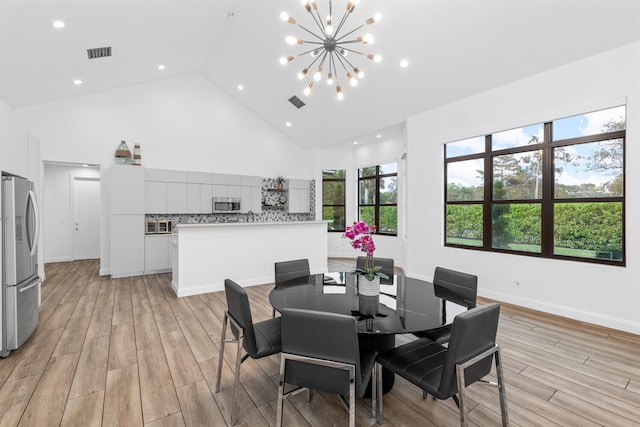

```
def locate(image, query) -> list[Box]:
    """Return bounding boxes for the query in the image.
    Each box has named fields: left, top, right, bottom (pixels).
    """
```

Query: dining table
left=269, top=271, right=469, bottom=394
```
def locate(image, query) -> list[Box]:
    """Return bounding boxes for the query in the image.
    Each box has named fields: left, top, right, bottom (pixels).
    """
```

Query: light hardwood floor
left=1, top=259, right=639, bottom=426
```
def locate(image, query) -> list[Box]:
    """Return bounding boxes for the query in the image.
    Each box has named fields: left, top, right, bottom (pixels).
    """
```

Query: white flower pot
left=358, top=275, right=380, bottom=296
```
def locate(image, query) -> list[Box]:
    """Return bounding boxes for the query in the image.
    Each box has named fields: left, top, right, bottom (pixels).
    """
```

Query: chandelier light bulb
left=367, top=12, right=382, bottom=24
left=364, top=33, right=374, bottom=44
left=314, top=67, right=322, bottom=81
left=336, top=85, right=344, bottom=100
left=367, top=54, right=382, bottom=63
left=280, top=56, right=294, bottom=65
left=337, top=48, right=348, bottom=57
left=280, top=12, right=289, bottom=21
left=327, top=72, right=334, bottom=85
left=300, top=0, right=308, bottom=5
left=304, top=81, right=314, bottom=96
left=325, top=25, right=334, bottom=35
left=298, top=68, right=308, bottom=79
left=346, top=0, right=359, bottom=13
left=353, top=67, right=364, bottom=78
left=286, top=36, right=302, bottom=45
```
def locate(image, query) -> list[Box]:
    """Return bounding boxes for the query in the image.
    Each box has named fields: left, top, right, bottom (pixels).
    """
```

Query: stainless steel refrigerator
left=1, top=174, right=40, bottom=357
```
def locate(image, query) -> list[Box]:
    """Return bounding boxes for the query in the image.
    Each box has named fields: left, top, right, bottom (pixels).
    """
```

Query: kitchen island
left=171, top=221, right=328, bottom=296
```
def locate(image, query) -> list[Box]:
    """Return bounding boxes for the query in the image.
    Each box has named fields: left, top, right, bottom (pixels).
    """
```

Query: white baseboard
left=45, top=256, right=73, bottom=263
left=480, top=289, right=640, bottom=335
left=99, top=268, right=110, bottom=276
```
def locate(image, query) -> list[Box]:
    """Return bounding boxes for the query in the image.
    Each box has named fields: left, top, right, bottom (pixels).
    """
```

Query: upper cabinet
left=286, top=179, right=311, bottom=214
left=111, top=165, right=144, bottom=214
left=0, top=104, right=29, bottom=178
left=144, top=168, right=262, bottom=214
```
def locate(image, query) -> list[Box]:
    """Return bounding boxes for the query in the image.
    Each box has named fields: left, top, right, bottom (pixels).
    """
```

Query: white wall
left=314, top=132, right=406, bottom=268
left=404, top=41, right=640, bottom=334
left=42, top=163, right=100, bottom=263
left=14, top=73, right=314, bottom=179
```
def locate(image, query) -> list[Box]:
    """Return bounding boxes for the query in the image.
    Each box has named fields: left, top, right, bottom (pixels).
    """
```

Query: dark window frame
left=322, top=169, right=346, bottom=232
left=358, top=164, right=398, bottom=236
left=445, top=113, right=626, bottom=266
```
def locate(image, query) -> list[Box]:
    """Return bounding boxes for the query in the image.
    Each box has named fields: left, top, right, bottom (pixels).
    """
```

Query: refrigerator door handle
left=27, top=190, right=40, bottom=256
left=19, top=278, right=40, bottom=293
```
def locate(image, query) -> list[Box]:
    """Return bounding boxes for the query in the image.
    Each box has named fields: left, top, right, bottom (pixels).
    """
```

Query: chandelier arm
left=334, top=52, right=351, bottom=73
left=336, top=52, right=360, bottom=71
left=334, top=23, right=366, bottom=43
left=318, top=51, right=329, bottom=68
left=333, top=9, right=352, bottom=36
left=303, top=53, right=324, bottom=70
left=296, top=23, right=325, bottom=42
left=330, top=54, right=341, bottom=86
left=298, top=47, right=326, bottom=57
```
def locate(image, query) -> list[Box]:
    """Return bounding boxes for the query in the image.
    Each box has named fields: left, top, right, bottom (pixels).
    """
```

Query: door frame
left=70, top=175, right=101, bottom=260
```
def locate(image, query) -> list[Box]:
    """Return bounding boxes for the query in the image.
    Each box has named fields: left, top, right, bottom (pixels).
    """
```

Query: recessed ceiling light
left=158, top=64, right=166, bottom=71
left=73, top=79, right=82, bottom=86
left=400, top=59, right=409, bottom=68
left=353, top=141, right=359, bottom=145
left=286, top=122, right=292, bottom=127
left=237, top=84, right=244, bottom=91
left=376, top=134, right=382, bottom=138
left=51, top=20, right=65, bottom=29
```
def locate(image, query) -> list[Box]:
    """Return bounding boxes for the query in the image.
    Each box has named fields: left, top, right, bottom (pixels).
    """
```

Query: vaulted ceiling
left=1, top=0, right=639, bottom=149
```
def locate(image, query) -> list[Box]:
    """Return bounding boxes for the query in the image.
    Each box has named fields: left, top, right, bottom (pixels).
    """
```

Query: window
left=358, top=163, right=397, bottom=235
left=445, top=105, right=625, bottom=265
left=322, top=169, right=346, bottom=231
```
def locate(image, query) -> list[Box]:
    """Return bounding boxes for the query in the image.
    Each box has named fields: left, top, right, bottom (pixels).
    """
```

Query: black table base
left=358, top=334, right=395, bottom=396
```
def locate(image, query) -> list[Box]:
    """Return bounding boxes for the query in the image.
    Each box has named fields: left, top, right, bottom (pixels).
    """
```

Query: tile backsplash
left=147, top=178, right=315, bottom=226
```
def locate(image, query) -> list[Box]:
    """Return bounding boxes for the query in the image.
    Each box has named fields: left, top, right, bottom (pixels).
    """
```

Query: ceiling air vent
left=288, top=95, right=306, bottom=109
left=87, top=46, right=112, bottom=59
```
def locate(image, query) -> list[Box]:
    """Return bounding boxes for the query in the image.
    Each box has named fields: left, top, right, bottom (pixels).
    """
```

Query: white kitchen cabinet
left=240, top=185, right=262, bottom=213
left=211, top=184, right=227, bottom=198
left=286, top=179, right=311, bottom=213
left=145, top=181, right=167, bottom=214
left=200, top=184, right=213, bottom=214
left=187, top=171, right=212, bottom=184
left=187, top=183, right=200, bottom=213
left=111, top=214, right=145, bottom=278
left=251, top=186, right=262, bottom=213
left=226, top=185, right=242, bottom=198
left=145, top=234, right=171, bottom=273
left=111, top=165, right=144, bottom=214
left=145, top=168, right=187, bottom=183
left=166, top=182, right=188, bottom=213
left=213, top=173, right=241, bottom=186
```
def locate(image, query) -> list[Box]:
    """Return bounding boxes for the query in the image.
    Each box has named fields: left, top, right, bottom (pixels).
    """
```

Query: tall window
left=322, top=169, right=346, bottom=231
left=358, top=162, right=397, bottom=235
left=445, top=105, right=625, bottom=265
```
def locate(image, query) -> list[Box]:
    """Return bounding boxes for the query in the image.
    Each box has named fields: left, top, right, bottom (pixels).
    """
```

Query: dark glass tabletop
left=269, top=272, right=468, bottom=335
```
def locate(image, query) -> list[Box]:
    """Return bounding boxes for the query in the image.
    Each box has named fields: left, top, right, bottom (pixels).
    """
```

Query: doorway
left=73, top=177, right=100, bottom=260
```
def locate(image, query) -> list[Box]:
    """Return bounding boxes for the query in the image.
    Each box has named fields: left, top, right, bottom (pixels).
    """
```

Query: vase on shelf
left=358, top=275, right=380, bottom=296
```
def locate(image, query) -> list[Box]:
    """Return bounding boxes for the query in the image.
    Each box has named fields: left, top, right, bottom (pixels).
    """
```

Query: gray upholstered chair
left=215, top=279, right=282, bottom=425
left=376, top=303, right=508, bottom=427
left=414, top=266, right=478, bottom=344
left=356, top=256, right=394, bottom=284
left=276, top=308, right=378, bottom=427
left=273, top=259, right=310, bottom=317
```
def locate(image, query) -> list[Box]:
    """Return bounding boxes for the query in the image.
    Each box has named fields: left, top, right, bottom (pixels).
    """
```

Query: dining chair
left=273, top=258, right=310, bottom=317
left=356, top=256, right=394, bottom=284
left=215, top=279, right=282, bottom=425
left=414, top=266, right=478, bottom=344
left=276, top=308, right=378, bottom=427
left=375, top=303, right=508, bottom=427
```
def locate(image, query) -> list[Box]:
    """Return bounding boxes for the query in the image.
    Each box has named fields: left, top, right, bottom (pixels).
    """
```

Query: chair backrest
left=438, top=303, right=500, bottom=397
left=275, top=259, right=310, bottom=287
left=224, top=279, right=259, bottom=357
left=281, top=308, right=362, bottom=396
left=433, top=266, right=478, bottom=308
left=356, top=256, right=394, bottom=284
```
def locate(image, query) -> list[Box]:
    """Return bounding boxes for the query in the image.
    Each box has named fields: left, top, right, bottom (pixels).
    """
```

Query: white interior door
left=73, top=177, right=100, bottom=260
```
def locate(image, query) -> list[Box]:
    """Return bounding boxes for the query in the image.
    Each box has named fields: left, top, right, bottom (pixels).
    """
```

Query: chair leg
left=307, top=388, right=312, bottom=402
left=495, top=347, right=510, bottom=427
left=376, top=362, right=384, bottom=424
left=371, top=363, right=377, bottom=419
left=215, top=312, right=228, bottom=393
left=272, top=307, right=276, bottom=318
left=230, top=334, right=244, bottom=426
left=276, top=356, right=286, bottom=427
left=349, top=378, right=356, bottom=427
left=455, top=364, right=468, bottom=427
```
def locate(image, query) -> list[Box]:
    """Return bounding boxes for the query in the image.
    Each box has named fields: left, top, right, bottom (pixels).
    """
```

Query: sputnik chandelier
left=280, top=0, right=382, bottom=100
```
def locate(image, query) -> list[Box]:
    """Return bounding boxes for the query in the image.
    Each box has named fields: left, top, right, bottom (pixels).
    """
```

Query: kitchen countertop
left=175, top=220, right=327, bottom=229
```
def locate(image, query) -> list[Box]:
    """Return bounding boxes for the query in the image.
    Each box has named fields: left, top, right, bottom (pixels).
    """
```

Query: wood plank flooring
left=0, top=259, right=639, bottom=426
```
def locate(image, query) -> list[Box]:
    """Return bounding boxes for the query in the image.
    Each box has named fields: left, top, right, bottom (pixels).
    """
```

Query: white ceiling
left=1, top=0, right=639, bottom=149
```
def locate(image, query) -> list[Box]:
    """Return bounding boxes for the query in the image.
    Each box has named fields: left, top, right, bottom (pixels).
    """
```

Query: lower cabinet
left=111, top=215, right=145, bottom=278
left=144, top=234, right=172, bottom=273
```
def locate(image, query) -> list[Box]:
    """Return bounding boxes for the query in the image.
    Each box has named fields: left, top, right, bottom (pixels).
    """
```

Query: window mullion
left=541, top=122, right=554, bottom=255
left=483, top=135, right=492, bottom=249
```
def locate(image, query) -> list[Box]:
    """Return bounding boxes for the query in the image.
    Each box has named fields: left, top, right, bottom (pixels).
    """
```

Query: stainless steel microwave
left=213, top=197, right=241, bottom=213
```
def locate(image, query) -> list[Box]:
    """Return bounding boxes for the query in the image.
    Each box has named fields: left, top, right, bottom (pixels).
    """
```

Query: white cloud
left=579, top=105, right=625, bottom=136
left=492, top=125, right=544, bottom=150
